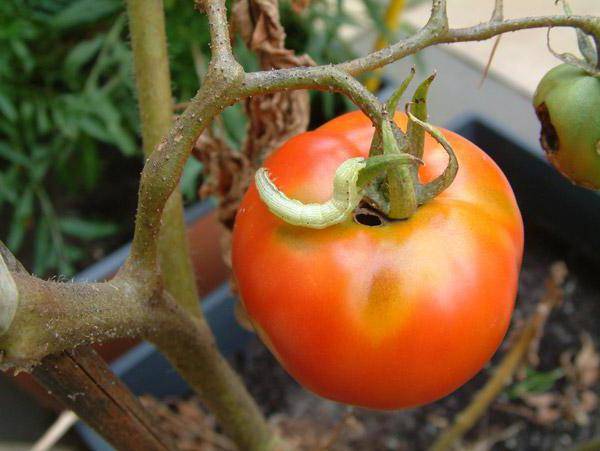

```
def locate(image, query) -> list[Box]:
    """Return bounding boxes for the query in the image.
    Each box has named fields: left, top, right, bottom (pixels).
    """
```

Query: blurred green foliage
left=507, top=367, right=565, bottom=399
left=0, top=0, right=386, bottom=277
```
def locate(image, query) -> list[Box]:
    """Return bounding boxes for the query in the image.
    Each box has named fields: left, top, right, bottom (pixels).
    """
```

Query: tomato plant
left=534, top=63, right=600, bottom=190
left=232, top=111, right=524, bottom=410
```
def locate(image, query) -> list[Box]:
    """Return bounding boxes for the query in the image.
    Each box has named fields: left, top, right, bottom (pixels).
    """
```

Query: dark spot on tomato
left=353, top=202, right=386, bottom=227
left=354, top=212, right=383, bottom=227
left=535, top=102, right=559, bottom=153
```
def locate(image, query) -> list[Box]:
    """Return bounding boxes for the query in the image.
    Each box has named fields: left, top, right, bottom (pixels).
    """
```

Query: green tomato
left=533, top=63, right=600, bottom=190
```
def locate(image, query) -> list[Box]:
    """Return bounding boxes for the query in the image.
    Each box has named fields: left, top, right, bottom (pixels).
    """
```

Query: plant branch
left=0, top=275, right=155, bottom=368
left=126, top=1, right=274, bottom=449
left=243, top=67, right=384, bottom=124
left=126, top=0, right=201, bottom=317
left=365, top=0, right=407, bottom=92
left=200, top=0, right=236, bottom=61
left=148, top=298, right=276, bottom=450
left=338, top=13, right=600, bottom=76
left=0, top=271, right=274, bottom=449
left=426, top=0, right=448, bottom=32
left=127, top=0, right=201, bottom=315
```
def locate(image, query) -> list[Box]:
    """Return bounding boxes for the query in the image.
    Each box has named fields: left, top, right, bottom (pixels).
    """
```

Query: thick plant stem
left=150, top=301, right=275, bottom=450
left=126, top=0, right=199, bottom=317
left=126, top=1, right=274, bottom=449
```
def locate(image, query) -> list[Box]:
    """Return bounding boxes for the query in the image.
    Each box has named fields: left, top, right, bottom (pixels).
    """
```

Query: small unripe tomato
left=533, top=63, right=600, bottom=189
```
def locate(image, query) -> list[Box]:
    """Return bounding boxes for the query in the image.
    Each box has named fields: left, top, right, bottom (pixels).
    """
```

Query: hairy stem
left=0, top=270, right=275, bottom=449
left=243, top=66, right=384, bottom=123
left=0, top=275, right=153, bottom=367
left=149, top=300, right=275, bottom=450
left=126, top=0, right=200, bottom=316
left=126, top=1, right=273, bottom=449
left=338, top=14, right=599, bottom=76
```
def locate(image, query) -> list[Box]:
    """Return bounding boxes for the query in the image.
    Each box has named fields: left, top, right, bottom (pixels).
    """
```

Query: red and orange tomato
left=232, top=111, right=524, bottom=410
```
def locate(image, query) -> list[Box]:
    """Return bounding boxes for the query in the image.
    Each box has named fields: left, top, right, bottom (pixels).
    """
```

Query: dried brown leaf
left=520, top=392, right=563, bottom=425
left=194, top=131, right=251, bottom=230
left=139, top=395, right=235, bottom=451
left=558, top=333, right=600, bottom=426
left=205, top=0, right=315, bottom=271
left=466, top=423, right=523, bottom=451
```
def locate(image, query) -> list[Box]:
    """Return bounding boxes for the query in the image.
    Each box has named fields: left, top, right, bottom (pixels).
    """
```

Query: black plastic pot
left=76, top=114, right=600, bottom=450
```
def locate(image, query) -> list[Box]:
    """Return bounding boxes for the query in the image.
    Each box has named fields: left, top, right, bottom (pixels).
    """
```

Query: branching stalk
left=126, top=1, right=273, bottom=448
left=126, top=0, right=200, bottom=316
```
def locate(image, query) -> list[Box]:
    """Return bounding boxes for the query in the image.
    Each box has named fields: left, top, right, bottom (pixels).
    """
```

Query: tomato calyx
left=254, top=72, right=460, bottom=228
left=255, top=153, right=422, bottom=229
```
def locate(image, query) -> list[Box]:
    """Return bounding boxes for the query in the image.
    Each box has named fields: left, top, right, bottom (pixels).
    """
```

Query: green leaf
left=80, top=145, right=101, bottom=190
left=64, top=36, right=104, bottom=86
left=20, top=100, right=34, bottom=122
left=508, top=368, right=565, bottom=399
left=78, top=116, right=108, bottom=141
left=0, top=142, right=30, bottom=167
left=7, top=188, right=34, bottom=251
left=51, top=103, right=78, bottom=138
left=59, top=217, right=119, bottom=240
left=181, top=158, right=203, bottom=202
left=106, top=121, right=137, bottom=156
left=51, top=0, right=122, bottom=30
left=0, top=91, right=17, bottom=122
left=220, top=104, right=247, bottom=148
left=10, top=39, right=34, bottom=73
left=33, top=217, right=52, bottom=276
left=0, top=172, right=18, bottom=204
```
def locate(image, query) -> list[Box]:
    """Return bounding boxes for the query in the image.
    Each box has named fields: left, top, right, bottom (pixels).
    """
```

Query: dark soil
left=148, top=223, right=600, bottom=450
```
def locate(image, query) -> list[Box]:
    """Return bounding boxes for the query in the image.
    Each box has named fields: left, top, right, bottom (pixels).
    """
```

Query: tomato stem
left=381, top=119, right=418, bottom=219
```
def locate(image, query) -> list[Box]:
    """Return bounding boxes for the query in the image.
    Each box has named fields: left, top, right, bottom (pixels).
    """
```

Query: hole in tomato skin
left=535, top=102, right=559, bottom=154
left=354, top=212, right=383, bottom=227
left=353, top=202, right=386, bottom=227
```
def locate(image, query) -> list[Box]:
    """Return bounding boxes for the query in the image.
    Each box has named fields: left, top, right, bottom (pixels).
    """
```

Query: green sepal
left=386, top=67, right=416, bottom=113
left=357, top=153, right=422, bottom=189
left=407, top=73, right=436, bottom=158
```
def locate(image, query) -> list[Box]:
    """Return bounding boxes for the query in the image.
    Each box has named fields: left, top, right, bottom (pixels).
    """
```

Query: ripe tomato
left=232, top=111, right=524, bottom=409
left=534, top=63, right=600, bottom=189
